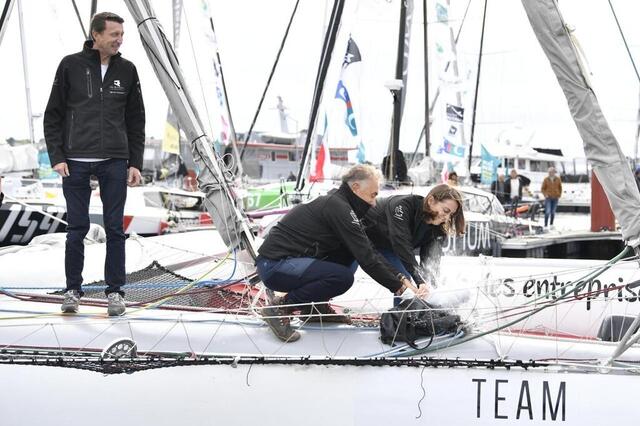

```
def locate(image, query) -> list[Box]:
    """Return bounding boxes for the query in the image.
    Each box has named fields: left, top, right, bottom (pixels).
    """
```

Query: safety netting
left=79, top=261, right=257, bottom=312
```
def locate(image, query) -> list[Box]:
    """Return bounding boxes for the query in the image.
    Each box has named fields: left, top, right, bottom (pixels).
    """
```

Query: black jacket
left=258, top=183, right=403, bottom=293
left=490, top=179, right=507, bottom=203
left=44, top=41, right=145, bottom=169
left=504, top=175, right=531, bottom=201
left=365, top=195, right=445, bottom=285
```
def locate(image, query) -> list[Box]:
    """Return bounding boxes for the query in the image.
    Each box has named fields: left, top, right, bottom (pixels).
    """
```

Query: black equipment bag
left=380, top=298, right=462, bottom=348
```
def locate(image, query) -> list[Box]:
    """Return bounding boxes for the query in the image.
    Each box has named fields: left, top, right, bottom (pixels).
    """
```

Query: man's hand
left=128, top=167, right=142, bottom=187
left=53, top=162, right=69, bottom=177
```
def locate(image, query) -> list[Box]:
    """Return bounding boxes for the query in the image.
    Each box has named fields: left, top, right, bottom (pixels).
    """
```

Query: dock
left=495, top=230, right=624, bottom=259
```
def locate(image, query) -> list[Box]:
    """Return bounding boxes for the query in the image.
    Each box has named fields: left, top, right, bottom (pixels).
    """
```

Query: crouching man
left=256, top=165, right=426, bottom=342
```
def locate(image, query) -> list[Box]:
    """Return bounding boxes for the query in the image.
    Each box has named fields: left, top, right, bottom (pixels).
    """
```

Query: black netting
left=79, top=261, right=256, bottom=311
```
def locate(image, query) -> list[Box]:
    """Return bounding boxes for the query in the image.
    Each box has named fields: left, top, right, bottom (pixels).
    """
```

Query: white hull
left=2, top=360, right=638, bottom=425
left=2, top=230, right=640, bottom=425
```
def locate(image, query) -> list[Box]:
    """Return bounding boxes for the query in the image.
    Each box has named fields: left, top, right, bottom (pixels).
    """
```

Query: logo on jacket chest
left=108, top=79, right=126, bottom=95
left=394, top=205, right=404, bottom=220
left=349, top=210, right=362, bottom=227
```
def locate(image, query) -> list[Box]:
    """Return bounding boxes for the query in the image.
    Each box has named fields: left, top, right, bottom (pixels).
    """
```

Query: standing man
left=504, top=169, right=531, bottom=215
left=541, top=166, right=562, bottom=227
left=44, top=12, right=145, bottom=316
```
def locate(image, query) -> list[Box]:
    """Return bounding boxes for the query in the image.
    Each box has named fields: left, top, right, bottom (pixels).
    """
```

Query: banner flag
left=324, top=37, right=364, bottom=165
left=480, top=145, right=501, bottom=185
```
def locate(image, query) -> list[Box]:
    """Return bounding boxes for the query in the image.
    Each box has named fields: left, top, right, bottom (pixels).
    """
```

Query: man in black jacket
left=257, top=165, right=425, bottom=341
left=504, top=169, right=531, bottom=215
left=44, top=12, right=145, bottom=317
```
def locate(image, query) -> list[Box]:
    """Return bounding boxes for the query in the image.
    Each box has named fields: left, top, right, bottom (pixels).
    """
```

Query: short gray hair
left=341, top=164, right=380, bottom=185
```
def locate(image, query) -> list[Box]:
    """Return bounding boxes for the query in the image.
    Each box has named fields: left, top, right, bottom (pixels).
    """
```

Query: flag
left=446, top=104, right=464, bottom=123
left=481, top=145, right=500, bottom=185
left=162, top=0, right=183, bottom=155
left=435, top=2, right=448, bottom=23
left=441, top=162, right=453, bottom=183
left=311, top=114, right=331, bottom=182
left=326, top=37, right=364, bottom=163
left=162, top=106, right=180, bottom=154
left=437, top=138, right=466, bottom=158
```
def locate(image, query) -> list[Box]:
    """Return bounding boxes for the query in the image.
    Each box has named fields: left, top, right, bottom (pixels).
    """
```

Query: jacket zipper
left=86, top=68, right=93, bottom=98
left=100, top=86, right=104, bottom=153
left=68, top=111, right=74, bottom=150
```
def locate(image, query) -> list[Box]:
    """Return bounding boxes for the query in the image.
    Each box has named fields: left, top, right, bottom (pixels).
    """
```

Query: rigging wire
left=69, top=0, right=88, bottom=39
left=397, top=246, right=632, bottom=358
left=182, top=6, right=216, bottom=152
left=606, top=0, right=640, bottom=84
left=239, top=0, right=301, bottom=160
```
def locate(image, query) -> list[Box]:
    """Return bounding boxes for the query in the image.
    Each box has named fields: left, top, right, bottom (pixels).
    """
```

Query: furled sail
left=125, top=0, right=255, bottom=255
left=522, top=0, right=640, bottom=247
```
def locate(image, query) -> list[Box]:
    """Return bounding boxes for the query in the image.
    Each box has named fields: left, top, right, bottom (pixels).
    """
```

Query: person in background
left=490, top=173, right=507, bottom=204
left=504, top=169, right=531, bottom=215
left=44, top=12, right=145, bottom=317
left=256, top=164, right=427, bottom=342
left=447, top=171, right=459, bottom=186
left=365, top=184, right=466, bottom=305
left=541, top=166, right=562, bottom=227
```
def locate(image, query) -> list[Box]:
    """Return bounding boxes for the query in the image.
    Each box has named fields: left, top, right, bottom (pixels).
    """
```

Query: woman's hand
left=415, top=283, right=431, bottom=299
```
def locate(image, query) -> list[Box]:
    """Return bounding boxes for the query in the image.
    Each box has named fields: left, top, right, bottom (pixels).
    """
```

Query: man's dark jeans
left=544, top=197, right=559, bottom=226
left=256, top=256, right=356, bottom=304
left=63, top=159, right=127, bottom=296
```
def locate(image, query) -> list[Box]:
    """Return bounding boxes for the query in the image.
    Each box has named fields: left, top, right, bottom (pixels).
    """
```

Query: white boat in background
left=0, top=176, right=213, bottom=246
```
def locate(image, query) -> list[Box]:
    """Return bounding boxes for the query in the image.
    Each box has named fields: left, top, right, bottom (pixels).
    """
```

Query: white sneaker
left=107, top=293, right=126, bottom=317
left=61, top=290, right=80, bottom=313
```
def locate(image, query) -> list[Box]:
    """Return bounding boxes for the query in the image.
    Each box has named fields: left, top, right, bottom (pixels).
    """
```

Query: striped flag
left=311, top=114, right=331, bottom=182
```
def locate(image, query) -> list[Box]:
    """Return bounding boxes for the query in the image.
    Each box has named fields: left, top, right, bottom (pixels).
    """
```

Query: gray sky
left=1, top=0, right=639, bottom=163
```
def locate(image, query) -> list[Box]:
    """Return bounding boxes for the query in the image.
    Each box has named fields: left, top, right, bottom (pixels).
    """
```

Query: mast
left=90, top=0, right=97, bottom=22
left=17, top=0, right=34, bottom=144
left=467, top=0, right=488, bottom=172
left=294, top=0, right=345, bottom=192
left=0, top=0, right=16, bottom=47
left=207, top=14, right=244, bottom=177
left=124, top=0, right=256, bottom=256
left=408, top=0, right=430, bottom=170
left=387, top=0, right=414, bottom=182
left=422, top=0, right=430, bottom=158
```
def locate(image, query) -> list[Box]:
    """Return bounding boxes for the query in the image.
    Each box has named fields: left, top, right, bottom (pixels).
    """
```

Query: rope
left=398, top=247, right=631, bottom=357
left=239, top=0, right=301, bottom=160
